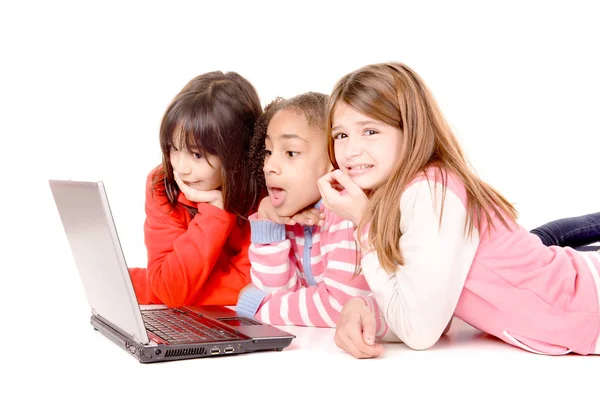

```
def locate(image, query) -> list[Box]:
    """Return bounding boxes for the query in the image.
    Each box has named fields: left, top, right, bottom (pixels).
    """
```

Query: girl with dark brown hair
left=128, top=71, right=263, bottom=307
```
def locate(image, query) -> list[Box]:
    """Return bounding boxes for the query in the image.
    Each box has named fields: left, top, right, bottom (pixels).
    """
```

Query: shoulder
left=145, top=165, right=164, bottom=194
left=403, top=166, right=468, bottom=209
left=399, top=167, right=471, bottom=233
left=144, top=165, right=177, bottom=216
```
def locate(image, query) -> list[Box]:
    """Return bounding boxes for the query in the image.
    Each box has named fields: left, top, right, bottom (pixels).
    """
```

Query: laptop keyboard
left=141, top=308, right=241, bottom=345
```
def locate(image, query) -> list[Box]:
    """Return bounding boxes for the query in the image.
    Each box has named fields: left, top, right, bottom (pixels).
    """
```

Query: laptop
left=49, top=179, right=295, bottom=363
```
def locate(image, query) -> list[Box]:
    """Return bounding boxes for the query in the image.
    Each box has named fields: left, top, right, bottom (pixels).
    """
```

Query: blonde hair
left=327, top=62, right=518, bottom=273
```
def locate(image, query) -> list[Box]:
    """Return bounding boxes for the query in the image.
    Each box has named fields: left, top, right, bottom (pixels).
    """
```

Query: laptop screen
left=49, top=180, right=150, bottom=344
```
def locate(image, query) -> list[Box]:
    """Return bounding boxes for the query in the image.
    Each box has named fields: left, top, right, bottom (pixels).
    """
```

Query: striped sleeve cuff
left=236, top=287, right=269, bottom=318
left=250, top=220, right=286, bottom=244
left=353, top=228, right=374, bottom=255
left=358, top=295, right=388, bottom=339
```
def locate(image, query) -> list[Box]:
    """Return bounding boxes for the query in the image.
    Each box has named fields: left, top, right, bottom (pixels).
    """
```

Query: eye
left=286, top=151, right=299, bottom=157
left=264, top=149, right=272, bottom=157
left=333, top=132, right=347, bottom=140
left=192, top=152, right=203, bottom=160
left=169, top=144, right=179, bottom=152
left=364, top=129, right=378, bottom=136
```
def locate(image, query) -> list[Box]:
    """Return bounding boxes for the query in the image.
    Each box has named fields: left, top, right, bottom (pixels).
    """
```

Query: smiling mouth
left=346, top=164, right=373, bottom=175
left=183, top=180, right=202, bottom=188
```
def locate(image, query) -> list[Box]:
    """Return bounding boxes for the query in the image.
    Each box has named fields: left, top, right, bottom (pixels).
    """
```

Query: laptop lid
left=49, top=179, right=149, bottom=345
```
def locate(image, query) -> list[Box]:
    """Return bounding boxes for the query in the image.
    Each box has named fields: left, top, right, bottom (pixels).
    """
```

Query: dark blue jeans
left=530, top=212, right=600, bottom=251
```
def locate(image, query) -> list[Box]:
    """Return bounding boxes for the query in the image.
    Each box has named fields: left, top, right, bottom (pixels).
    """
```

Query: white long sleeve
left=359, top=178, right=480, bottom=350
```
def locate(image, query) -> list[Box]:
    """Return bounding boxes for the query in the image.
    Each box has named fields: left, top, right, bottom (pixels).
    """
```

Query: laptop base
left=91, top=315, right=292, bottom=363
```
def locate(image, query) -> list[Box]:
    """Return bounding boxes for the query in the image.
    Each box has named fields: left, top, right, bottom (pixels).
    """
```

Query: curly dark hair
left=249, top=92, right=329, bottom=197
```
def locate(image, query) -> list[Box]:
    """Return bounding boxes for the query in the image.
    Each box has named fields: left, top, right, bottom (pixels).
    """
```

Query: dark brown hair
left=249, top=92, right=329, bottom=194
left=153, top=71, right=263, bottom=222
left=327, top=62, right=518, bottom=273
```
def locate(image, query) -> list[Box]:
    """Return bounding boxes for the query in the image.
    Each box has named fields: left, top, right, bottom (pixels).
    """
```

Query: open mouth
left=267, top=186, right=286, bottom=207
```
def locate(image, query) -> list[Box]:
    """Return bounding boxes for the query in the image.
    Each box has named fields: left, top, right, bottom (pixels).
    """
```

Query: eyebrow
left=332, top=119, right=384, bottom=131
left=266, top=133, right=309, bottom=143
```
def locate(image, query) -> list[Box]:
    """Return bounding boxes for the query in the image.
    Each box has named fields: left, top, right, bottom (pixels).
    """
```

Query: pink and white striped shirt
left=236, top=200, right=380, bottom=328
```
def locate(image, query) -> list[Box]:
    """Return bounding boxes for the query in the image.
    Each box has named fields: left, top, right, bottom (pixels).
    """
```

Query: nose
left=343, top=134, right=362, bottom=159
left=263, top=154, right=281, bottom=176
left=174, top=152, right=192, bottom=175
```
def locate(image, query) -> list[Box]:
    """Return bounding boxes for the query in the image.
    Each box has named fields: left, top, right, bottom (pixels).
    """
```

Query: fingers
left=264, top=208, right=287, bottom=224
left=257, top=196, right=285, bottom=224
left=346, top=334, right=382, bottom=358
left=357, top=308, right=385, bottom=356
left=335, top=333, right=376, bottom=359
left=173, top=171, right=185, bottom=191
left=332, top=170, right=362, bottom=196
left=290, top=208, right=325, bottom=226
left=173, top=171, right=193, bottom=198
left=316, top=171, right=337, bottom=192
left=357, top=306, right=385, bottom=356
left=318, top=170, right=362, bottom=196
left=317, top=172, right=344, bottom=205
left=258, top=196, right=322, bottom=226
left=331, top=182, right=345, bottom=192
left=283, top=217, right=297, bottom=226
left=333, top=298, right=384, bottom=359
left=335, top=329, right=384, bottom=359
left=306, top=208, right=324, bottom=221
left=359, top=306, right=377, bottom=345
left=318, top=170, right=338, bottom=184
left=192, top=189, right=219, bottom=203
left=173, top=172, right=221, bottom=204
left=257, top=198, right=270, bottom=220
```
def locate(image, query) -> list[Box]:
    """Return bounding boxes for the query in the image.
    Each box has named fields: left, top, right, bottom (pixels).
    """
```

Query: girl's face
left=331, top=102, right=402, bottom=191
left=169, top=130, right=223, bottom=192
left=263, top=109, right=331, bottom=217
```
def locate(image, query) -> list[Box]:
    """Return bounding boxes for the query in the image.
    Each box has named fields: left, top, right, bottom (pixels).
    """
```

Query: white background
left=1, top=0, right=599, bottom=398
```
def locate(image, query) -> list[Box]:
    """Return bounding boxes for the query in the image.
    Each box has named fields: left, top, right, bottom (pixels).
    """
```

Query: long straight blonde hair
left=327, top=62, right=518, bottom=273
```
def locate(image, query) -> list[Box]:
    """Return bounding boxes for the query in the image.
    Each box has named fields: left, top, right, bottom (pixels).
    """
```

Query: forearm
left=145, top=203, right=236, bottom=307
left=359, top=179, right=478, bottom=350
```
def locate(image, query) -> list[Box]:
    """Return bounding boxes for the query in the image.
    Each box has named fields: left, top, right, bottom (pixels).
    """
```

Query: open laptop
left=49, top=179, right=295, bottom=363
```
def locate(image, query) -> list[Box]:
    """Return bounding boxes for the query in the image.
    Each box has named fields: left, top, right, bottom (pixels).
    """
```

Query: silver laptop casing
left=49, top=179, right=295, bottom=362
left=49, top=180, right=149, bottom=344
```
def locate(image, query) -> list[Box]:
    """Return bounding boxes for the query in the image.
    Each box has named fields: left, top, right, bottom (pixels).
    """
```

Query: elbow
left=389, top=321, right=442, bottom=351
left=161, top=296, right=186, bottom=309
left=147, top=268, right=190, bottom=308
left=153, top=284, right=188, bottom=308
left=403, top=335, right=439, bottom=351
left=383, top=302, right=448, bottom=350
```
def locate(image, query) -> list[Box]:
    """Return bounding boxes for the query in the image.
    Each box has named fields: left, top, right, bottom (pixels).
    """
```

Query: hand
left=174, top=172, right=224, bottom=209
left=257, top=196, right=288, bottom=224
left=317, top=170, right=368, bottom=225
left=257, top=197, right=325, bottom=226
left=285, top=205, right=325, bottom=227
left=334, top=297, right=384, bottom=359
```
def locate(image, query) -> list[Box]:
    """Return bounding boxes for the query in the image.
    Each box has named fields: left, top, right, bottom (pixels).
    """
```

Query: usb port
left=224, top=346, right=234, bottom=353
left=210, top=348, right=220, bottom=355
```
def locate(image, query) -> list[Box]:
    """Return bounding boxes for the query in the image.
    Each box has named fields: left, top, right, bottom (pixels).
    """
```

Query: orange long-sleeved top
left=128, top=168, right=252, bottom=307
